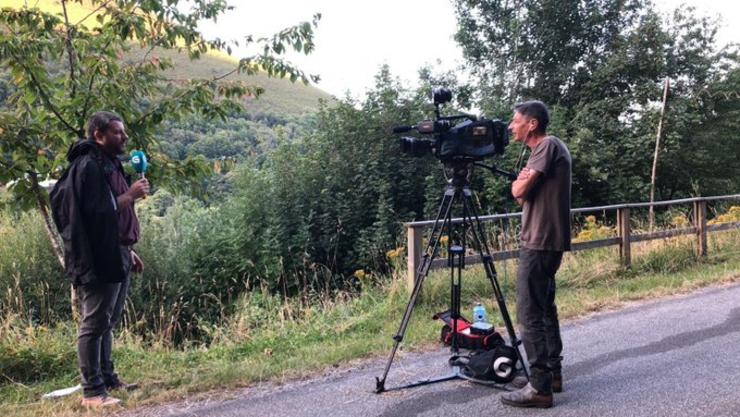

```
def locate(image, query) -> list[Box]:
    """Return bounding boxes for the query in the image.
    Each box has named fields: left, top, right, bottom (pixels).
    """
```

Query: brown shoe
left=81, top=394, right=121, bottom=407
left=511, top=372, right=563, bottom=392
left=509, top=374, right=528, bottom=389
left=552, top=371, right=563, bottom=393
left=500, top=383, right=553, bottom=408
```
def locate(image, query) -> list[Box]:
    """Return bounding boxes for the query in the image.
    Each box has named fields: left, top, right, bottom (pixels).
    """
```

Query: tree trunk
left=29, top=172, right=78, bottom=319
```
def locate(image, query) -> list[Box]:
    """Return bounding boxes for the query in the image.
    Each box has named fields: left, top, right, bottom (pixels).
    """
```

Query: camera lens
left=399, top=137, right=433, bottom=157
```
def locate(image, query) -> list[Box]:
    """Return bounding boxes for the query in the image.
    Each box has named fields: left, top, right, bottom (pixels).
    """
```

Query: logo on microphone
left=130, top=150, right=148, bottom=174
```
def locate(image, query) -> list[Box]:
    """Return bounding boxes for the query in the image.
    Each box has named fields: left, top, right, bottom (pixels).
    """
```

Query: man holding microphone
left=52, top=111, right=149, bottom=407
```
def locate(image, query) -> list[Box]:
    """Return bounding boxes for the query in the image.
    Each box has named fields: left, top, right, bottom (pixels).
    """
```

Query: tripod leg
left=461, top=192, right=529, bottom=379
left=375, top=190, right=457, bottom=393
left=449, top=243, right=466, bottom=356
left=446, top=189, right=466, bottom=355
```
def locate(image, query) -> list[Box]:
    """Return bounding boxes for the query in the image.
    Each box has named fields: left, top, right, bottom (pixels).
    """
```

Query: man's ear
left=93, top=129, right=104, bottom=143
left=529, top=118, right=539, bottom=133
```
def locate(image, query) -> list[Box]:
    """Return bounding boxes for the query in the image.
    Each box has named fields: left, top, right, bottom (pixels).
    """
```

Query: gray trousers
left=516, top=248, right=564, bottom=394
left=76, top=246, right=131, bottom=398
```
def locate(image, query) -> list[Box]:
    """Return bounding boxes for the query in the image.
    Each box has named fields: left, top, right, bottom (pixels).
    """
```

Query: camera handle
left=473, top=162, right=517, bottom=181
left=374, top=166, right=528, bottom=393
left=434, top=101, right=477, bottom=122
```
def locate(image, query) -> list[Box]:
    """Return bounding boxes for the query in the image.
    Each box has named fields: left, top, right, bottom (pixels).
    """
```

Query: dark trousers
left=76, top=246, right=131, bottom=398
left=516, top=248, right=564, bottom=394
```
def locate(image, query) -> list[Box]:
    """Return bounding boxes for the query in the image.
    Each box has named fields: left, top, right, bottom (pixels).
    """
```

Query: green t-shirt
left=521, top=135, right=572, bottom=251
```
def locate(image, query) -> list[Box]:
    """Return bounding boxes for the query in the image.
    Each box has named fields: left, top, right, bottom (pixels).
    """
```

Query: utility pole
left=649, top=78, right=670, bottom=232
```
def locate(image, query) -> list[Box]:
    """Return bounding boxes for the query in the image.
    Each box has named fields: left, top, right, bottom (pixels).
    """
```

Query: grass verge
left=1, top=230, right=738, bottom=417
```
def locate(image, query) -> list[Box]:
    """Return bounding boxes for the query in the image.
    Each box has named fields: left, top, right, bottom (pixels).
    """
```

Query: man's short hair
left=86, top=111, right=123, bottom=141
left=514, top=100, right=549, bottom=134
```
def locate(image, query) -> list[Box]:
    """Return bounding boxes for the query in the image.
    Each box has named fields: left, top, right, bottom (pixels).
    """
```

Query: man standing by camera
left=500, top=101, right=571, bottom=408
left=51, top=111, right=149, bottom=407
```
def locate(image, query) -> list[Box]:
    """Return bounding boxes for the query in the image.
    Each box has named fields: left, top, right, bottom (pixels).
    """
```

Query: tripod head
left=445, top=160, right=475, bottom=188
left=444, top=159, right=517, bottom=189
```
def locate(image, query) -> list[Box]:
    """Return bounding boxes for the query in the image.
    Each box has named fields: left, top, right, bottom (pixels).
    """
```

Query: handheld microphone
left=130, top=150, right=149, bottom=200
left=130, top=150, right=148, bottom=179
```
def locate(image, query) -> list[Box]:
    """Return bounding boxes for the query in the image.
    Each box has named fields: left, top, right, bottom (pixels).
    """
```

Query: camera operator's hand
left=516, top=167, right=531, bottom=181
left=512, top=167, right=540, bottom=203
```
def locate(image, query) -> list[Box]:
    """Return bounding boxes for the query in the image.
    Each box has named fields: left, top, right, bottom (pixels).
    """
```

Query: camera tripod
left=375, top=161, right=527, bottom=393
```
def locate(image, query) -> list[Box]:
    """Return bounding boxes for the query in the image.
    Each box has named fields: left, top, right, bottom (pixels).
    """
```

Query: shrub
left=0, top=316, right=77, bottom=384
left=574, top=215, right=615, bottom=242
left=708, top=205, right=740, bottom=225
left=0, top=210, right=68, bottom=324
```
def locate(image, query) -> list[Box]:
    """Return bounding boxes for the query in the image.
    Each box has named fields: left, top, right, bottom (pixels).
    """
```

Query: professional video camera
left=393, top=88, right=509, bottom=161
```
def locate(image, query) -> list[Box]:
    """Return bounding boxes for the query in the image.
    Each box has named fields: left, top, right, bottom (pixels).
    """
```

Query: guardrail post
left=618, top=207, right=631, bottom=267
left=693, top=200, right=707, bottom=257
left=406, top=225, right=423, bottom=292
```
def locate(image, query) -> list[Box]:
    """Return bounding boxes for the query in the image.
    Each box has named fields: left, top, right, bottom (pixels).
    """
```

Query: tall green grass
left=1, top=200, right=738, bottom=416
left=0, top=211, right=69, bottom=324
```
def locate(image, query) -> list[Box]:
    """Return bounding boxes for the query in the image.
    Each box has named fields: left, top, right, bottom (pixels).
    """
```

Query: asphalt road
left=125, top=281, right=740, bottom=417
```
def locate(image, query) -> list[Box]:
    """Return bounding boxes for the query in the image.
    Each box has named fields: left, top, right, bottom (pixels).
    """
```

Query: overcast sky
left=200, top=0, right=739, bottom=99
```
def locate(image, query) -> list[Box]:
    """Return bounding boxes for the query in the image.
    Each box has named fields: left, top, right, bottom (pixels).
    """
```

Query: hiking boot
left=81, top=394, right=121, bottom=408
left=552, top=371, right=563, bottom=393
left=106, top=379, right=139, bottom=392
left=500, top=383, right=553, bottom=408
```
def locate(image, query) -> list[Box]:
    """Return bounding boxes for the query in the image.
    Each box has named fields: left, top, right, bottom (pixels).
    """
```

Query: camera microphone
left=392, top=125, right=414, bottom=134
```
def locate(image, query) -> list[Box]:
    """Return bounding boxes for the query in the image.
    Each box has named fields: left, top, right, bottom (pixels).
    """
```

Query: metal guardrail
left=404, top=194, right=740, bottom=290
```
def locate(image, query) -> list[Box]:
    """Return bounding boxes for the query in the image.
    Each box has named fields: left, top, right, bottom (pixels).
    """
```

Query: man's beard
left=101, top=140, right=124, bottom=157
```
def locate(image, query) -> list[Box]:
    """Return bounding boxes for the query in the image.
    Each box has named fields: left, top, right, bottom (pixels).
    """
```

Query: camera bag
left=451, top=345, right=518, bottom=383
left=434, top=310, right=505, bottom=350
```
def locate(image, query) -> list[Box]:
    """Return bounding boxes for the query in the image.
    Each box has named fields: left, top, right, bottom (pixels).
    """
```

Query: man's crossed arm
left=511, top=167, right=541, bottom=205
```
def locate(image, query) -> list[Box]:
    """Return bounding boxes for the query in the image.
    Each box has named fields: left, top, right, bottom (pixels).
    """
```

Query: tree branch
left=212, top=68, right=238, bottom=82
left=132, top=82, right=206, bottom=126
left=73, top=0, right=112, bottom=26
left=140, top=42, right=158, bottom=64
left=61, top=1, right=78, bottom=103
left=80, top=38, right=114, bottom=128
left=20, top=61, right=81, bottom=137
left=3, top=16, right=82, bottom=137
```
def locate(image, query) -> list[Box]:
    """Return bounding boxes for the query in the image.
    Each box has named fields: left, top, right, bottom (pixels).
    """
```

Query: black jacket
left=50, top=140, right=125, bottom=286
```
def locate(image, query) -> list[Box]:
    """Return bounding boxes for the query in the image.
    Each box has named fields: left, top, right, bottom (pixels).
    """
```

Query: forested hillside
left=0, top=0, right=331, bottom=116
left=0, top=0, right=331, bottom=192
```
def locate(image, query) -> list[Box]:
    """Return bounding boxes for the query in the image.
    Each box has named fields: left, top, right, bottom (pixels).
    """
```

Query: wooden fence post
left=406, top=225, right=423, bottom=292
left=693, top=200, right=707, bottom=257
left=618, top=207, right=631, bottom=267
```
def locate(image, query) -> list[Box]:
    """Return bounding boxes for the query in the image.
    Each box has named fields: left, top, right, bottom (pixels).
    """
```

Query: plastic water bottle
left=473, top=303, right=486, bottom=323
